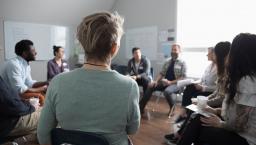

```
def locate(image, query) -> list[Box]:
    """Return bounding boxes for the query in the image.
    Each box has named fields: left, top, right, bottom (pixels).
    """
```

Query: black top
left=0, top=76, right=35, bottom=138
left=165, top=59, right=176, bottom=81
left=127, top=56, right=151, bottom=78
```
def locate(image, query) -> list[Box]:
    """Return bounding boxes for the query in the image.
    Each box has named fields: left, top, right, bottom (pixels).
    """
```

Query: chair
left=51, top=128, right=110, bottom=145
left=150, top=67, right=154, bottom=81
left=111, top=64, right=128, bottom=75
left=152, top=88, right=184, bottom=118
left=168, top=90, right=183, bottom=118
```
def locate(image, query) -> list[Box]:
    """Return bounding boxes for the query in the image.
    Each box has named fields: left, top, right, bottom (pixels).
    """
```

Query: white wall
left=112, top=0, right=177, bottom=76
left=0, top=0, right=116, bottom=81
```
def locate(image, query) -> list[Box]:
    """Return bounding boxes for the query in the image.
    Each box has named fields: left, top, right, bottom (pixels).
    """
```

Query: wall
left=0, top=0, right=116, bottom=81
left=112, top=0, right=177, bottom=76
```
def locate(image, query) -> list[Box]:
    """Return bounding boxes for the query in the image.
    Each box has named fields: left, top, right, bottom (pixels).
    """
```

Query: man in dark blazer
left=0, top=76, right=40, bottom=140
left=127, top=47, right=151, bottom=93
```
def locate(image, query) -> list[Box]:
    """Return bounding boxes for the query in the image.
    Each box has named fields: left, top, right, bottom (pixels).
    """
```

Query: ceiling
left=0, top=0, right=117, bottom=26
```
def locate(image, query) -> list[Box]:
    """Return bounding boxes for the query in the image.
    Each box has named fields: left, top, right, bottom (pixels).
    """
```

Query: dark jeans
left=139, top=83, right=174, bottom=113
left=177, top=114, right=249, bottom=145
left=136, top=76, right=151, bottom=93
left=182, top=84, right=212, bottom=107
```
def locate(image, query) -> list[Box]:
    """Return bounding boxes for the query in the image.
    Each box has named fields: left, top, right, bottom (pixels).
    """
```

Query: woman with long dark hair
left=174, top=33, right=256, bottom=145
left=165, top=41, right=230, bottom=144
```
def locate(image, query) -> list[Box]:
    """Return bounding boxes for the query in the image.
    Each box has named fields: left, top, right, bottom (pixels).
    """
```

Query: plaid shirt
left=160, top=57, right=187, bottom=79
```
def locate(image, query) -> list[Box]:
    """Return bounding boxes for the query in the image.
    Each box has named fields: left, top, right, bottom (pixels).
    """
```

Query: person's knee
left=163, top=90, right=171, bottom=98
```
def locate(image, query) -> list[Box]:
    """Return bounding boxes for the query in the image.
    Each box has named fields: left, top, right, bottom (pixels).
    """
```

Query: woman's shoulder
left=47, top=59, right=55, bottom=64
left=238, top=76, right=256, bottom=93
left=112, top=70, right=137, bottom=84
left=235, top=76, right=256, bottom=107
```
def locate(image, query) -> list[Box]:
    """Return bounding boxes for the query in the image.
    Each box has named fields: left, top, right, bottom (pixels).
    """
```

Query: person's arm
left=32, top=81, right=49, bottom=88
left=207, top=93, right=225, bottom=108
left=47, top=61, right=57, bottom=81
left=127, top=59, right=133, bottom=76
left=7, top=63, right=29, bottom=94
left=137, top=57, right=151, bottom=79
left=24, top=86, right=47, bottom=94
left=201, top=83, right=217, bottom=92
left=37, top=80, right=58, bottom=145
left=126, top=81, right=140, bottom=134
left=221, top=105, right=253, bottom=132
left=201, top=104, right=253, bottom=131
left=0, top=78, right=35, bottom=116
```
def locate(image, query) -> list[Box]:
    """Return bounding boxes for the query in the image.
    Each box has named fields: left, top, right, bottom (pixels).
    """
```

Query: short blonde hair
left=77, top=12, right=124, bottom=62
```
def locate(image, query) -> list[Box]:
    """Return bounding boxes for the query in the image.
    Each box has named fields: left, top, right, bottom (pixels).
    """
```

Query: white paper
left=177, top=79, right=201, bottom=88
left=186, top=104, right=212, bottom=117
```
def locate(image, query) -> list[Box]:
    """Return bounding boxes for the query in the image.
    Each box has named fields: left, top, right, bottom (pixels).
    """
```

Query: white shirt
left=201, top=63, right=217, bottom=92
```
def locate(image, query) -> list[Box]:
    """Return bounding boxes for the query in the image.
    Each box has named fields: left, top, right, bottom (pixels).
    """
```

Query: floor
left=130, top=96, right=181, bottom=145
left=2, top=96, right=181, bottom=145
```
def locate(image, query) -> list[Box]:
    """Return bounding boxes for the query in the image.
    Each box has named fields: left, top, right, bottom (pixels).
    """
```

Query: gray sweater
left=37, top=68, right=140, bottom=145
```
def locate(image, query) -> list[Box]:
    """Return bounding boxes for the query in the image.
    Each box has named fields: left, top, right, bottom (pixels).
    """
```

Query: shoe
left=175, top=115, right=187, bottom=123
left=164, top=133, right=178, bottom=145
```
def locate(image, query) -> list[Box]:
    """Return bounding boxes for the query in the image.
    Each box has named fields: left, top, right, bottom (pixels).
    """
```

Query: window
left=177, top=0, right=256, bottom=48
left=176, top=0, right=255, bottom=77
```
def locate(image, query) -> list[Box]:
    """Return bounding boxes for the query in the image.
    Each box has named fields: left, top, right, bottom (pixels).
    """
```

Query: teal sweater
left=37, top=68, right=140, bottom=145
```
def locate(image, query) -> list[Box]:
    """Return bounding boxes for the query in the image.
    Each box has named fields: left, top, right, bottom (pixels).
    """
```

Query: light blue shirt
left=0, top=56, right=36, bottom=93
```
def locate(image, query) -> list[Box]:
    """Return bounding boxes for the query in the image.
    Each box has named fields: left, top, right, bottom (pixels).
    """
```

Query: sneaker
left=164, top=133, right=178, bottom=145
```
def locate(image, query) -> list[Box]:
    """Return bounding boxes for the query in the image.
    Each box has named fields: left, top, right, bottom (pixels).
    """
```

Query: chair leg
left=168, top=93, right=179, bottom=118
left=168, top=104, right=176, bottom=118
left=152, top=92, right=162, bottom=112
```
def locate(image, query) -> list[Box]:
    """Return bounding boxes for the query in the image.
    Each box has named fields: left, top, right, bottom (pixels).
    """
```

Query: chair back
left=111, top=64, right=128, bottom=75
left=51, top=128, right=110, bottom=145
left=150, top=67, right=154, bottom=81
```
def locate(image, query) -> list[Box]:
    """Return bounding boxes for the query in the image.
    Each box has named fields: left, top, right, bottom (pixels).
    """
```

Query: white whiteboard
left=125, top=26, right=158, bottom=60
left=4, top=21, right=68, bottom=60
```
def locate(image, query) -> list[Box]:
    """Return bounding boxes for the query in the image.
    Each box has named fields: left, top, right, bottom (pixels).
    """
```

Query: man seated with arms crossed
left=0, top=40, right=48, bottom=105
left=139, top=44, right=187, bottom=114
left=0, top=76, right=40, bottom=143
left=127, top=47, right=151, bottom=93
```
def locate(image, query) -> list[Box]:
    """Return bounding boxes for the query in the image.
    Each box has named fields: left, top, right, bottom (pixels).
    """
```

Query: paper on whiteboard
left=125, top=26, right=158, bottom=60
left=4, top=21, right=68, bottom=60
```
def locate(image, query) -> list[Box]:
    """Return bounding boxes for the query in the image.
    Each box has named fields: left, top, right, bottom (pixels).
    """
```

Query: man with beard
left=139, top=44, right=187, bottom=114
left=0, top=40, right=48, bottom=102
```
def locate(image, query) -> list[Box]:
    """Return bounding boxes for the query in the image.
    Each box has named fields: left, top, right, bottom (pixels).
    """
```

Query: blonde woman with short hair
left=38, top=12, right=140, bottom=145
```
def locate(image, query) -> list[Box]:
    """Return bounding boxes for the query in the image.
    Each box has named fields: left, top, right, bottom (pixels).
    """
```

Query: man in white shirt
left=1, top=40, right=48, bottom=96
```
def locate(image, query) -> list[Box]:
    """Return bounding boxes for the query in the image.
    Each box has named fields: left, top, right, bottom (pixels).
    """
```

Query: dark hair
left=226, top=33, right=256, bottom=104
left=214, top=41, right=231, bottom=77
left=132, top=47, right=140, bottom=54
left=15, top=40, right=33, bottom=56
left=53, top=45, right=62, bottom=56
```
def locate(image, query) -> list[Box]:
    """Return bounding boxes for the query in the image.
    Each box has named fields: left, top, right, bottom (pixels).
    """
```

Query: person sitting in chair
left=47, top=45, right=69, bottom=81
left=139, top=44, right=187, bottom=114
left=127, top=47, right=151, bottom=93
left=37, top=12, right=140, bottom=145
left=0, top=40, right=48, bottom=105
left=0, top=76, right=40, bottom=142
